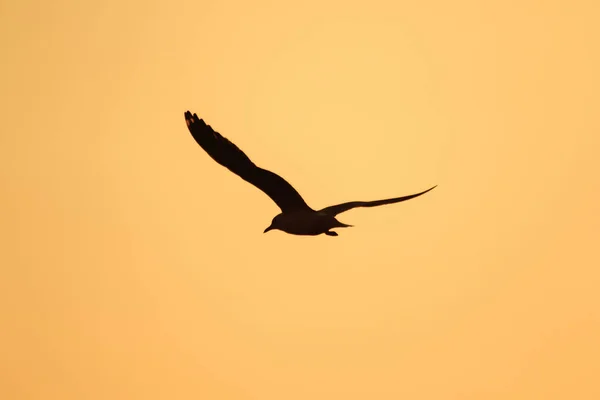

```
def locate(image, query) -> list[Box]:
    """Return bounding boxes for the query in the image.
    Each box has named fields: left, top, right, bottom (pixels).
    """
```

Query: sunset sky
left=2, top=0, right=599, bottom=399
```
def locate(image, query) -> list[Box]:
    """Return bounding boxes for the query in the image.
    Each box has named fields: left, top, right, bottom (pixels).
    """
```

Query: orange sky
left=2, top=0, right=599, bottom=399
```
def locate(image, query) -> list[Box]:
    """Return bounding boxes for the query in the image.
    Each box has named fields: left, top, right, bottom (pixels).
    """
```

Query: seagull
left=185, top=111, right=436, bottom=237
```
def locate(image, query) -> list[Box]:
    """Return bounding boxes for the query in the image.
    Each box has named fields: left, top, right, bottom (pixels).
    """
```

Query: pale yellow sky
left=1, top=0, right=599, bottom=399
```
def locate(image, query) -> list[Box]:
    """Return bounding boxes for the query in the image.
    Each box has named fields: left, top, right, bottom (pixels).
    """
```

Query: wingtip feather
left=184, top=110, right=197, bottom=128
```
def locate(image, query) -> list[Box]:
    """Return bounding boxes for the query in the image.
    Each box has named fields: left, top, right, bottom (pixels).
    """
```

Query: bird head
left=263, top=214, right=282, bottom=233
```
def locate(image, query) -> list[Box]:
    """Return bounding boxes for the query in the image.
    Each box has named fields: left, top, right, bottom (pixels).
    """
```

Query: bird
left=184, top=110, right=436, bottom=237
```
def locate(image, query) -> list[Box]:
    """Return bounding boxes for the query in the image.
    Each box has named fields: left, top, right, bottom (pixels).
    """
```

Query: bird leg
left=325, top=231, right=338, bottom=237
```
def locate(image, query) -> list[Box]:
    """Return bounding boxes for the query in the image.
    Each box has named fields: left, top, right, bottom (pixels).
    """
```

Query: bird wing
left=185, top=111, right=312, bottom=213
left=318, top=185, right=437, bottom=216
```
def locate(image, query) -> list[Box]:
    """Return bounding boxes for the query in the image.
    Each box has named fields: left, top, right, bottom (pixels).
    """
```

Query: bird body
left=264, top=210, right=352, bottom=236
left=184, top=110, right=436, bottom=237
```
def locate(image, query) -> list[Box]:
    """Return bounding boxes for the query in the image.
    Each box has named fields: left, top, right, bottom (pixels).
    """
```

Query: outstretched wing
left=319, top=185, right=437, bottom=216
left=185, top=111, right=311, bottom=213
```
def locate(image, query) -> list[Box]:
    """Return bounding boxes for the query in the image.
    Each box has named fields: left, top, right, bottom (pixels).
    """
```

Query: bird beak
left=263, top=225, right=273, bottom=233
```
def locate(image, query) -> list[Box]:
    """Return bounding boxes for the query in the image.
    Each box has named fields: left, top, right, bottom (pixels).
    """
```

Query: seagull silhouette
left=185, top=111, right=436, bottom=237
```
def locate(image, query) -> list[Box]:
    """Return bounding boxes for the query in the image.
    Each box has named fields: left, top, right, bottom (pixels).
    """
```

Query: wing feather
left=185, top=111, right=311, bottom=212
left=319, top=185, right=437, bottom=216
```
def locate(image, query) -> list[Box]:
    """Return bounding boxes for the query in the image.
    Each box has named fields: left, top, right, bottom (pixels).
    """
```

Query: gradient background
left=2, top=0, right=599, bottom=399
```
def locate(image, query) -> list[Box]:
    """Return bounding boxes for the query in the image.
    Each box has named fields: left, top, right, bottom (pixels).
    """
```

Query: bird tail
left=334, top=219, right=353, bottom=228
